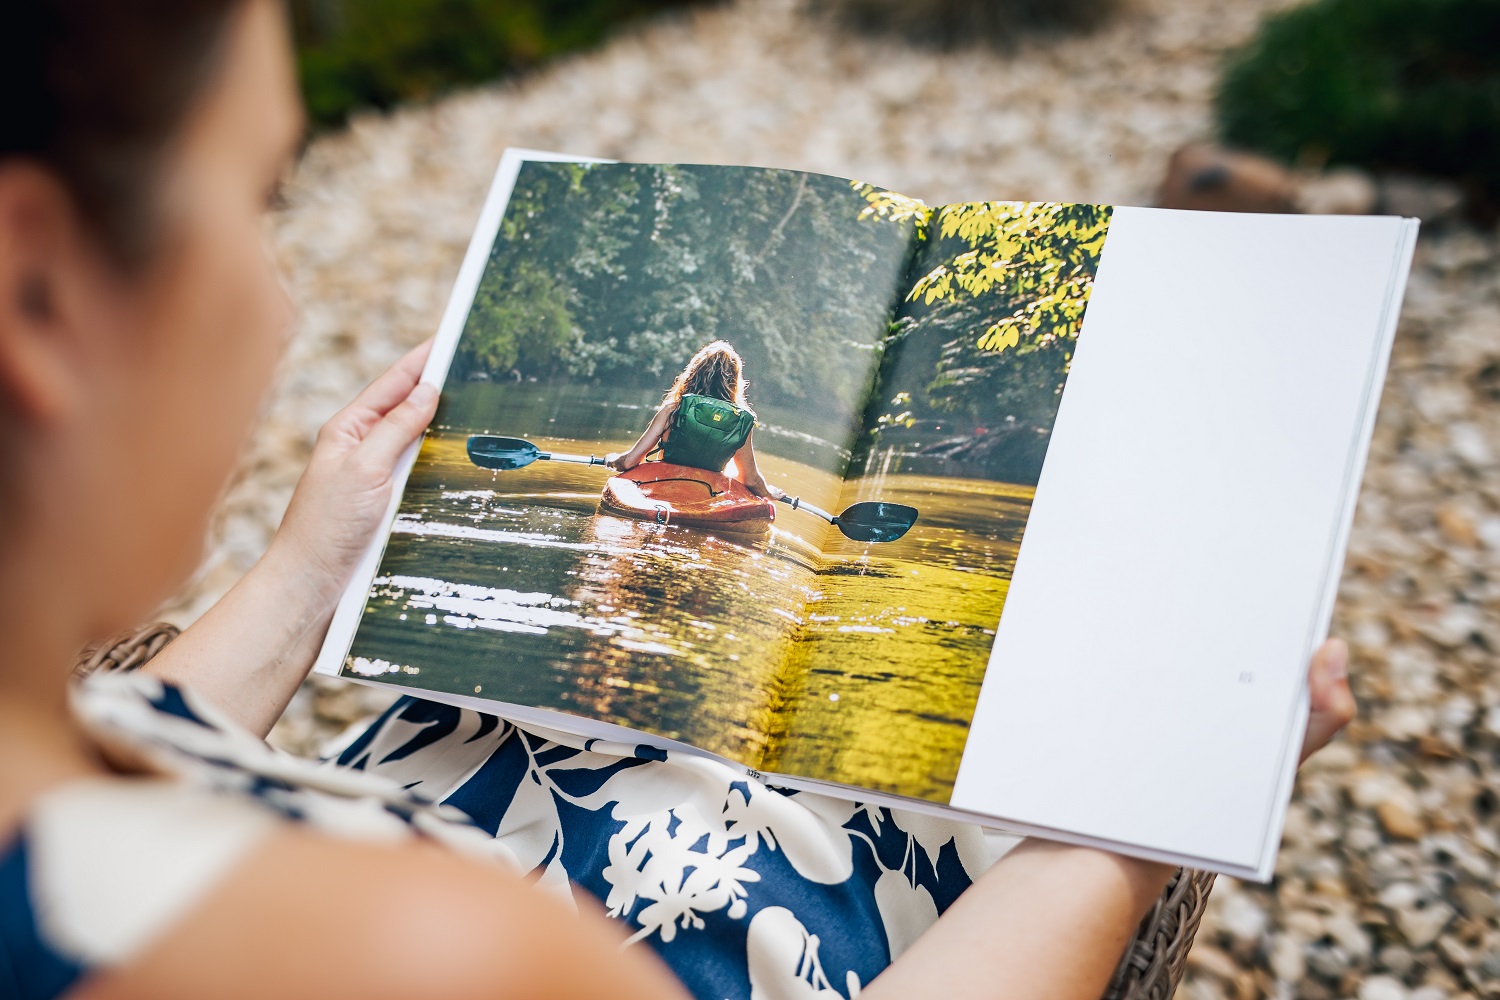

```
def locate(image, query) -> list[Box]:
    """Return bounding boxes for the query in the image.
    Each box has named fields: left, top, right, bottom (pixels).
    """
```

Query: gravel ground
left=156, top=1, right=1500, bottom=996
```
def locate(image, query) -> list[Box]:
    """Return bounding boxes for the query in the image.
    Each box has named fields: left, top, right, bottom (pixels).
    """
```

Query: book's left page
left=314, top=151, right=920, bottom=773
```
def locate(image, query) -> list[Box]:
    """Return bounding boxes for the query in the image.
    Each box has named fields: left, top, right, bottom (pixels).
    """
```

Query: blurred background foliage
left=288, top=0, right=1500, bottom=214
left=1215, top=0, right=1500, bottom=210
left=288, top=0, right=705, bottom=126
left=810, top=0, right=1121, bottom=45
left=286, top=0, right=1131, bottom=128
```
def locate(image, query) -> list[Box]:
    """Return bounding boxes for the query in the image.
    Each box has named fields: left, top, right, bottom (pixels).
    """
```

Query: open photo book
left=313, top=149, right=1418, bottom=881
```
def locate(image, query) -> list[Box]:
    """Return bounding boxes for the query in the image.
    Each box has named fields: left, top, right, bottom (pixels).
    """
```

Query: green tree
left=461, top=262, right=572, bottom=374
left=854, top=186, right=1110, bottom=359
left=1215, top=0, right=1500, bottom=205
left=290, top=0, right=703, bottom=127
left=454, top=163, right=918, bottom=436
left=852, top=185, right=1112, bottom=482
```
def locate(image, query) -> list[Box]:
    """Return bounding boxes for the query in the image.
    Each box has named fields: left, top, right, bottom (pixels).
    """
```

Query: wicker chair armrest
left=1103, top=866, right=1216, bottom=1000
left=73, top=621, right=181, bottom=680
left=74, top=622, right=1215, bottom=999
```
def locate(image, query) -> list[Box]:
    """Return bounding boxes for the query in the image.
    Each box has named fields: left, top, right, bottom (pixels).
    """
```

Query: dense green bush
left=810, top=0, right=1119, bottom=45
left=1215, top=0, right=1500, bottom=206
left=289, top=0, right=704, bottom=127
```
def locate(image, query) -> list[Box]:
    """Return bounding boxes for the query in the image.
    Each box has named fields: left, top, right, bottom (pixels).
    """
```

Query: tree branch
left=751, top=173, right=809, bottom=270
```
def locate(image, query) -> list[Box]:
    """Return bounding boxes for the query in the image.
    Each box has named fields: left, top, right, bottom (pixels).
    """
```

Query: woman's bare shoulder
left=72, top=827, right=686, bottom=1000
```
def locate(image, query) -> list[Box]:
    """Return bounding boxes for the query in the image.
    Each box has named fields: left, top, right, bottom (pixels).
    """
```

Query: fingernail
left=1324, top=639, right=1349, bottom=680
left=409, top=382, right=438, bottom=406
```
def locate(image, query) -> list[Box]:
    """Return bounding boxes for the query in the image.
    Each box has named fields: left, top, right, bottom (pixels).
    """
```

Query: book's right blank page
left=950, top=207, right=1413, bottom=877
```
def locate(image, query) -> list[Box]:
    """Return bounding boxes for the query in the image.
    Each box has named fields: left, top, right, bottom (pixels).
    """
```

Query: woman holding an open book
left=0, top=2, right=1356, bottom=998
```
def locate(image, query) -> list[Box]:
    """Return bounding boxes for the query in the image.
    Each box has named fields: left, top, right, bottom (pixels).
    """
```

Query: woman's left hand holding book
left=142, top=339, right=440, bottom=737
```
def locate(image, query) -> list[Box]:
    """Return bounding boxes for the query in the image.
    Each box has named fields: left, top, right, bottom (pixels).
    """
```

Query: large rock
left=1157, top=143, right=1297, bottom=213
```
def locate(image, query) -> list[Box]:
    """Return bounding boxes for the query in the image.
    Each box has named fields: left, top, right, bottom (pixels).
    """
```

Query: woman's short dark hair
left=1, top=0, right=245, bottom=267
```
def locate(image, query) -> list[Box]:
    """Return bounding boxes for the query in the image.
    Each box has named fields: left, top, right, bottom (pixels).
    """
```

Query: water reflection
left=347, top=430, right=1031, bottom=803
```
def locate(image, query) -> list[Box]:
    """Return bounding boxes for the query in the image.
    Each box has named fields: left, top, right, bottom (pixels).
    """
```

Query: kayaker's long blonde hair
left=663, top=340, right=749, bottom=412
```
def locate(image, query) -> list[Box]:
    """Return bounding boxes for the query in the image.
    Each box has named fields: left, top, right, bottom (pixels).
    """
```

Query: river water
left=346, top=393, right=1032, bottom=804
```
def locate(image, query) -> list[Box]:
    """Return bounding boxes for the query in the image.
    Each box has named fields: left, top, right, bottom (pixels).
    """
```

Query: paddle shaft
left=776, top=494, right=836, bottom=525
left=538, top=450, right=608, bottom=466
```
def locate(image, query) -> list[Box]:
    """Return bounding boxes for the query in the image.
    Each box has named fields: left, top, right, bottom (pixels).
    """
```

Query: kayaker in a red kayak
left=606, top=340, right=785, bottom=500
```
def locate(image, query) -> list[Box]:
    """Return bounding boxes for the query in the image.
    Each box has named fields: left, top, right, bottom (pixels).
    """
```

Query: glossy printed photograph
left=343, top=160, right=1112, bottom=803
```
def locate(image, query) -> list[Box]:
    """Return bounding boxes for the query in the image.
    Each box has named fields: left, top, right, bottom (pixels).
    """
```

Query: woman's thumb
left=358, top=382, right=439, bottom=474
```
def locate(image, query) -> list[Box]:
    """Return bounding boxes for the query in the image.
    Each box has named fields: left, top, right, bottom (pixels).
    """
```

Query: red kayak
left=600, top=462, right=775, bottom=536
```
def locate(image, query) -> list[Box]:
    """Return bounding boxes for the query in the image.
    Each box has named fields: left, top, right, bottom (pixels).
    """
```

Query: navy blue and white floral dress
left=2, top=673, right=1004, bottom=999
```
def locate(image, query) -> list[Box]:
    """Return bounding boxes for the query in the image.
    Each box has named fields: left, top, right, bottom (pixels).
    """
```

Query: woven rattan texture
left=73, top=623, right=1211, bottom=999
left=1102, top=867, right=1217, bottom=1000
left=73, top=622, right=182, bottom=680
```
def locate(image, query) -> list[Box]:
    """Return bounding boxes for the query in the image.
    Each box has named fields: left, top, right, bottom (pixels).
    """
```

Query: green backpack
left=660, top=394, right=757, bottom=472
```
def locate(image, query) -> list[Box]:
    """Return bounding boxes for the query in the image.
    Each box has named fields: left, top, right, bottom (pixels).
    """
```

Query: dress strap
left=26, top=778, right=278, bottom=967
left=0, top=778, right=276, bottom=996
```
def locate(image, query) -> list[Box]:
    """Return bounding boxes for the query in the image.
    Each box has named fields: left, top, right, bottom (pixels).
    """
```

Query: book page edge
left=335, top=674, right=1263, bottom=878
left=311, top=148, right=610, bottom=679
left=1251, top=216, right=1420, bottom=881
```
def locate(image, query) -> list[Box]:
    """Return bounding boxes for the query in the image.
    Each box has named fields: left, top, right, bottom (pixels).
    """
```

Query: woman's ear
left=0, top=162, right=100, bottom=426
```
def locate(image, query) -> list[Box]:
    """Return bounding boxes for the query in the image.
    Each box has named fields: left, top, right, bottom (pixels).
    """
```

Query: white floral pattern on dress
left=338, top=695, right=997, bottom=999
left=69, top=675, right=997, bottom=1000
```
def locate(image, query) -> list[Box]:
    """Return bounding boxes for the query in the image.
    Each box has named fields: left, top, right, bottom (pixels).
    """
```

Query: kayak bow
left=600, top=462, right=775, bottom=537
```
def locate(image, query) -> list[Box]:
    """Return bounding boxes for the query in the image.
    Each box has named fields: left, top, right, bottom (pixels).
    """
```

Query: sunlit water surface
left=347, top=431, right=1031, bottom=803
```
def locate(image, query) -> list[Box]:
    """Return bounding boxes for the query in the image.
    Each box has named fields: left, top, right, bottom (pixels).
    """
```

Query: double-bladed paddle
left=467, top=435, right=607, bottom=470
left=465, top=434, right=918, bottom=543
left=773, top=494, right=918, bottom=544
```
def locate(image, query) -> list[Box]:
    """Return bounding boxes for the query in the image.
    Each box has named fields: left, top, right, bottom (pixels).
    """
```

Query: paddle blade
left=835, top=501, right=918, bottom=543
left=466, top=435, right=542, bottom=471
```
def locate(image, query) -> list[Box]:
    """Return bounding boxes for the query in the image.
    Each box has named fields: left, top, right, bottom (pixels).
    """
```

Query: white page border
left=1249, top=216, right=1418, bottom=879
left=949, top=208, right=1416, bottom=875
left=333, top=669, right=1270, bottom=879
left=312, top=149, right=606, bottom=679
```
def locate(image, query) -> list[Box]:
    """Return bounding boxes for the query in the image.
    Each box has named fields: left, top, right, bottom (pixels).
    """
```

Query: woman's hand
left=144, top=341, right=439, bottom=737
left=1300, top=637, right=1355, bottom=763
left=731, top=431, right=783, bottom=499
left=270, top=339, right=439, bottom=605
left=611, top=408, right=673, bottom=473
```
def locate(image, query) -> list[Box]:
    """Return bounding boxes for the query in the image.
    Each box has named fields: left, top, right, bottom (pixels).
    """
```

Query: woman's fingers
left=353, top=382, right=439, bottom=481
left=1300, top=638, right=1355, bottom=763
left=338, top=340, right=436, bottom=434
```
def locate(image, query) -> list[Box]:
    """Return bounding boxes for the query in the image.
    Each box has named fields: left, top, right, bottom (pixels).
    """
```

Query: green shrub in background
left=290, top=0, right=704, bottom=127
left=1215, top=0, right=1500, bottom=208
left=811, top=0, right=1119, bottom=44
